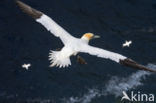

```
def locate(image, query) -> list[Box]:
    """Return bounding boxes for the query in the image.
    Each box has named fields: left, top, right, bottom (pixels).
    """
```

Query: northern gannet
left=22, top=63, right=31, bottom=70
left=123, top=40, right=132, bottom=47
left=16, top=0, right=156, bottom=72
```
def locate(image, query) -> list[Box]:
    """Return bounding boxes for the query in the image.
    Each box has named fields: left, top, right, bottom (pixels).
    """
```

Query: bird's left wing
left=16, top=0, right=74, bottom=45
left=80, top=45, right=156, bottom=73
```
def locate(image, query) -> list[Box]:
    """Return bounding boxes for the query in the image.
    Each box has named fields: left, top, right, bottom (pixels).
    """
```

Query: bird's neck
left=81, top=36, right=89, bottom=44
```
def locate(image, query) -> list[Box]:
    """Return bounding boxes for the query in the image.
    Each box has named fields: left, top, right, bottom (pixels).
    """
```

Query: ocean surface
left=0, top=0, right=156, bottom=103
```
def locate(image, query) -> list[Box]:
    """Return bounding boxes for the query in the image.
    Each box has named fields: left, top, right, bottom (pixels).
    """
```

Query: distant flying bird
left=122, top=40, right=132, bottom=47
left=16, top=0, right=156, bottom=72
left=22, top=63, right=31, bottom=70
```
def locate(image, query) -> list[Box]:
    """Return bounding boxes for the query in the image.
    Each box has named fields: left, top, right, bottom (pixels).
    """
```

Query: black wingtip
left=16, top=0, right=43, bottom=19
left=120, top=58, right=156, bottom=73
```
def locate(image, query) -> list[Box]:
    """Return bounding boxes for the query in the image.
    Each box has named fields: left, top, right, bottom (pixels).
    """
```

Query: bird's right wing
left=80, top=45, right=156, bottom=73
left=80, top=45, right=127, bottom=63
left=16, top=0, right=74, bottom=45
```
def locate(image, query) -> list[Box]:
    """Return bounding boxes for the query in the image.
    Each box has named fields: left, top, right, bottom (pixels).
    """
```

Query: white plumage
left=36, top=15, right=75, bottom=45
left=16, top=0, right=156, bottom=73
left=122, top=40, right=132, bottom=47
left=36, top=14, right=127, bottom=67
left=22, top=63, right=31, bottom=70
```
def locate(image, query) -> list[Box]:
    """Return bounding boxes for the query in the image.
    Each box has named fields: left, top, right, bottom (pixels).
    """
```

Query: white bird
left=122, top=40, right=132, bottom=47
left=16, top=0, right=156, bottom=72
left=22, top=63, right=31, bottom=70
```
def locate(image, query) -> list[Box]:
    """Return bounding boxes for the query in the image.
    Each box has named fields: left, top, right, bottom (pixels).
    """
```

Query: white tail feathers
left=49, top=50, right=71, bottom=68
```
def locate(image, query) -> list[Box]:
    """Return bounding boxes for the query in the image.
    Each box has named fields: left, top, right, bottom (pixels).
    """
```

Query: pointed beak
left=93, top=35, right=100, bottom=39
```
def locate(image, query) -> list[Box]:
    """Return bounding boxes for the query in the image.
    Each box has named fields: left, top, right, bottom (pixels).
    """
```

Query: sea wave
left=0, top=64, right=155, bottom=103
left=63, top=63, right=156, bottom=103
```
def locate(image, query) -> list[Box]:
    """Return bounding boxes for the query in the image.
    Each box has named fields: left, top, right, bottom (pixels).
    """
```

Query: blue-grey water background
left=0, top=0, right=156, bottom=103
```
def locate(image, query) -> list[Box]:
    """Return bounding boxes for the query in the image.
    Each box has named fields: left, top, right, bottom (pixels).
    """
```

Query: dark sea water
left=1, top=0, right=156, bottom=103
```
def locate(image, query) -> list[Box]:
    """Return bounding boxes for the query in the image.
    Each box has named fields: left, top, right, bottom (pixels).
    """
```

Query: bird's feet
left=55, top=48, right=87, bottom=65
left=55, top=48, right=61, bottom=51
left=77, top=55, right=87, bottom=65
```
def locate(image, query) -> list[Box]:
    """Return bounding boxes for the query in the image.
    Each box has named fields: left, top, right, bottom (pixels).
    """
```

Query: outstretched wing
left=80, top=45, right=127, bottom=63
left=80, top=45, right=156, bottom=73
left=16, top=0, right=74, bottom=45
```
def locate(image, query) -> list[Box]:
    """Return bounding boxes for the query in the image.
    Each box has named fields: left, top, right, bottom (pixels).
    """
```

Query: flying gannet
left=123, top=40, right=132, bottom=47
left=22, top=63, right=31, bottom=70
left=16, top=0, right=156, bottom=72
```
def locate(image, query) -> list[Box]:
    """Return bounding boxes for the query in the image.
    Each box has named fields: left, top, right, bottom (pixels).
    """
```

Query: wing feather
left=16, top=0, right=74, bottom=45
left=36, top=15, right=74, bottom=44
left=80, top=45, right=156, bottom=72
left=80, top=45, right=127, bottom=63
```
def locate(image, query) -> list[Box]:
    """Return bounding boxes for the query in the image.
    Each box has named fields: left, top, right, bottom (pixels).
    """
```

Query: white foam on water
left=63, top=63, right=156, bottom=103
left=103, top=71, right=150, bottom=97
left=62, top=89, right=100, bottom=103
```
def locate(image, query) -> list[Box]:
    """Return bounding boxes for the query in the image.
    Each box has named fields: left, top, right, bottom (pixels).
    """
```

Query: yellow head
left=81, top=33, right=100, bottom=41
left=83, top=33, right=94, bottom=40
